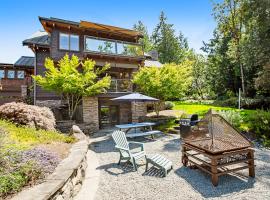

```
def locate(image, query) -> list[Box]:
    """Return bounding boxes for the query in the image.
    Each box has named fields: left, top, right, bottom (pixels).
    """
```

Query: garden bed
left=0, top=120, right=75, bottom=199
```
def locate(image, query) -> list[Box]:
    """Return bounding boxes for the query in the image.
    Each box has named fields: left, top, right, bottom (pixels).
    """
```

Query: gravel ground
left=90, top=133, right=270, bottom=200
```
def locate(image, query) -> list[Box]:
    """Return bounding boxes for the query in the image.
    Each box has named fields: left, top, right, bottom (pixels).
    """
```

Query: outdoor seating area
left=90, top=129, right=270, bottom=200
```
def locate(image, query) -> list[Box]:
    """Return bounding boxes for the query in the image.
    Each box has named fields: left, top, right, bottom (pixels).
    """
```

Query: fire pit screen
left=182, top=109, right=251, bottom=154
left=181, top=109, right=255, bottom=186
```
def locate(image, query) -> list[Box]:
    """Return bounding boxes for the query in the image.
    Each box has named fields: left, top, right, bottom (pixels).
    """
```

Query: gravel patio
left=90, top=132, right=270, bottom=200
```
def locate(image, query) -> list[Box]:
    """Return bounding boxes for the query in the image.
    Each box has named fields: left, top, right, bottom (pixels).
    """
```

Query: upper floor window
left=0, top=70, right=4, bottom=79
left=17, top=70, right=25, bottom=79
left=59, top=33, right=79, bottom=51
left=7, top=70, right=15, bottom=79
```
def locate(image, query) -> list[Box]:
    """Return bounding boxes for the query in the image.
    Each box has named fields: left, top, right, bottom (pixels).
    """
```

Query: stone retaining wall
left=12, top=128, right=89, bottom=200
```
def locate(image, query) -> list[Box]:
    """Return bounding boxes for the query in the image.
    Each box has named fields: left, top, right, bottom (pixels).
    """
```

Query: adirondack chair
left=112, top=130, right=146, bottom=171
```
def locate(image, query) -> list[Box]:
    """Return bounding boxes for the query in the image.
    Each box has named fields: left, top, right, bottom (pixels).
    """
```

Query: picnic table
left=115, top=122, right=161, bottom=138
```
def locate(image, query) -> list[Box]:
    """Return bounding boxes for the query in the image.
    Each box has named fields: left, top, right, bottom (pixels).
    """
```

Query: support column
left=131, top=102, right=147, bottom=123
left=82, top=97, right=99, bottom=131
left=211, top=158, right=218, bottom=186
left=248, top=150, right=255, bottom=177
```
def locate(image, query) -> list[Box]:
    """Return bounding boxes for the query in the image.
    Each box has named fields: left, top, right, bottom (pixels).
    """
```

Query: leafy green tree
left=133, top=21, right=153, bottom=53
left=33, top=55, right=111, bottom=119
left=133, top=62, right=192, bottom=115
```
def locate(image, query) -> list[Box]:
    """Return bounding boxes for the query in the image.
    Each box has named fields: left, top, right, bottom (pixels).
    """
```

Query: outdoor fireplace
left=181, top=109, right=255, bottom=186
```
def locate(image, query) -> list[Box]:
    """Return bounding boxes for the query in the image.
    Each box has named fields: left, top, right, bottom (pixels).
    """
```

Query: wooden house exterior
left=23, top=17, right=147, bottom=130
left=0, top=57, right=34, bottom=105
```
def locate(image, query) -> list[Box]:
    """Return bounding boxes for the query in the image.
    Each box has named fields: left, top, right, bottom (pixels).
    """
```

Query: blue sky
left=0, top=0, right=216, bottom=63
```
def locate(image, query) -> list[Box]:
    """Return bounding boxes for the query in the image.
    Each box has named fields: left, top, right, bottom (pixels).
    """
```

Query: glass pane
left=59, top=33, right=69, bottom=50
left=85, top=38, right=115, bottom=54
left=117, top=42, right=143, bottom=56
left=7, top=70, right=15, bottom=79
left=17, top=70, right=25, bottom=79
left=70, top=34, right=79, bottom=51
left=0, top=70, right=4, bottom=79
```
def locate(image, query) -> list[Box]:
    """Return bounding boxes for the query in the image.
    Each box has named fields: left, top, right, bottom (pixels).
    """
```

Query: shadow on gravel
left=96, top=161, right=136, bottom=176
left=142, top=167, right=164, bottom=178
left=163, top=138, right=181, bottom=152
left=175, top=166, right=255, bottom=198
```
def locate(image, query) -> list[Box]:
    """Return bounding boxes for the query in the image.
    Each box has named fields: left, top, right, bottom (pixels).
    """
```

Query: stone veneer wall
left=12, top=128, right=88, bottom=200
left=131, top=102, right=147, bottom=123
left=82, top=97, right=99, bottom=131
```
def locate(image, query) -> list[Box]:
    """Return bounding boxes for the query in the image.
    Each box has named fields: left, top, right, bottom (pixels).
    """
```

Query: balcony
left=108, top=79, right=133, bottom=93
left=84, top=36, right=143, bottom=58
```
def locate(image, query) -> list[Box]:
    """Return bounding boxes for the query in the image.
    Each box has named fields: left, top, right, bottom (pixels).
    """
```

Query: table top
left=115, top=122, right=156, bottom=129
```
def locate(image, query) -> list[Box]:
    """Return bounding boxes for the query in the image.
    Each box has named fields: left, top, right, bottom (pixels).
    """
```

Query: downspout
left=33, top=47, right=37, bottom=105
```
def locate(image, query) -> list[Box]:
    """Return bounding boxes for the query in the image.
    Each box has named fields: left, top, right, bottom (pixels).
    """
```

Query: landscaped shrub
left=0, top=102, right=56, bottom=131
left=218, top=110, right=243, bottom=129
left=164, top=101, right=175, bottom=110
left=21, top=147, right=60, bottom=175
left=244, top=110, right=270, bottom=147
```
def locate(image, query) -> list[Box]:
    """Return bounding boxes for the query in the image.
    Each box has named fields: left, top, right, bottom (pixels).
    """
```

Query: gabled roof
left=14, top=56, right=34, bottom=68
left=23, top=30, right=50, bottom=47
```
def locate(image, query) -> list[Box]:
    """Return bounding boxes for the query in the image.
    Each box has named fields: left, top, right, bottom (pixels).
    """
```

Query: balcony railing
left=108, top=79, right=133, bottom=93
left=84, top=36, right=143, bottom=57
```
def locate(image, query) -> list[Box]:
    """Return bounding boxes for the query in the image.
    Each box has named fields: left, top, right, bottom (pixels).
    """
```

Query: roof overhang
left=39, top=17, right=143, bottom=40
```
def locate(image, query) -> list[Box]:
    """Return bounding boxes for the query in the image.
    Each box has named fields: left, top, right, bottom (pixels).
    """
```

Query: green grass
left=173, top=101, right=234, bottom=116
left=0, top=120, right=75, bottom=150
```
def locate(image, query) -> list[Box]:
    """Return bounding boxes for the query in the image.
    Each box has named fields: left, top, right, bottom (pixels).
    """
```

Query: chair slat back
left=112, top=130, right=129, bottom=149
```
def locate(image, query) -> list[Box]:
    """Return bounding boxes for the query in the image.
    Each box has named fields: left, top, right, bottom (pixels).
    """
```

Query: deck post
left=211, top=158, right=218, bottom=186
left=248, top=150, right=255, bottom=177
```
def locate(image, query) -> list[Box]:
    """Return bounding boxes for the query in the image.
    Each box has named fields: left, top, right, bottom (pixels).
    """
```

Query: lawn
left=172, top=101, right=235, bottom=116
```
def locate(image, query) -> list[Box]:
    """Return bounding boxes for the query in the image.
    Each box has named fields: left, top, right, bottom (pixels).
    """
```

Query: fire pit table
left=181, top=110, right=255, bottom=186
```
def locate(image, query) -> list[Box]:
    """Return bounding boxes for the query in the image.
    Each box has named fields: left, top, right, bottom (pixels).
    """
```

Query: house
left=0, top=56, right=34, bottom=105
left=23, top=17, right=155, bottom=130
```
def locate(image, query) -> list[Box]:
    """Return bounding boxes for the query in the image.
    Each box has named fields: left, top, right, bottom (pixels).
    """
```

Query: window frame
left=0, top=69, right=5, bottom=79
left=59, top=32, right=80, bottom=52
left=17, top=70, right=25, bottom=79
left=7, top=70, right=15, bottom=79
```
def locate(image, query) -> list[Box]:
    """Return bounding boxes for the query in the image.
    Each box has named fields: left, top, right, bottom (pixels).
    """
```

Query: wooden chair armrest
left=128, top=142, right=144, bottom=151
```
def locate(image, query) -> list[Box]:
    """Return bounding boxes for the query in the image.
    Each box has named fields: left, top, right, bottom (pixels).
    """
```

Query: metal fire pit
left=181, top=109, right=255, bottom=186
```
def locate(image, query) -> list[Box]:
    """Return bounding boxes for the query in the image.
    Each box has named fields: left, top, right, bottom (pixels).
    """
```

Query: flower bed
left=0, top=120, right=75, bottom=199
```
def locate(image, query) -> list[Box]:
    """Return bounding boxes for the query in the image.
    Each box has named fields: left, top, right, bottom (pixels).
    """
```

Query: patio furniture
left=112, top=130, right=146, bottom=171
left=181, top=109, right=255, bottom=186
left=145, top=154, right=173, bottom=177
left=179, top=114, right=200, bottom=137
left=115, top=122, right=161, bottom=138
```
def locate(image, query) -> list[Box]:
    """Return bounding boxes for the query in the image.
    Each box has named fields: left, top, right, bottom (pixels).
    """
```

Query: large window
left=85, top=38, right=116, bottom=54
left=84, top=36, right=143, bottom=56
left=0, top=70, right=4, bottom=79
left=17, top=70, right=25, bottom=79
left=59, top=33, right=79, bottom=51
left=7, top=70, right=15, bottom=79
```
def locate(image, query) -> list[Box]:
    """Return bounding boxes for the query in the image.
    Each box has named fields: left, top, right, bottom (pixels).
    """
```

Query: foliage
left=133, top=62, right=192, bottom=115
left=218, top=110, right=243, bottom=128
left=164, top=101, right=174, bottom=110
left=0, top=120, right=73, bottom=197
left=243, top=110, right=270, bottom=146
left=0, top=119, right=74, bottom=150
left=133, top=21, right=153, bottom=53
left=151, top=11, right=190, bottom=64
left=0, top=102, right=56, bottom=131
left=33, top=55, right=111, bottom=119
left=155, top=119, right=177, bottom=133
left=203, top=0, right=270, bottom=97
left=255, top=63, right=270, bottom=94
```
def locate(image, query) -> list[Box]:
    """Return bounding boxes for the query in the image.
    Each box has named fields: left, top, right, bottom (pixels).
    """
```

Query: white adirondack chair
left=112, top=130, right=146, bottom=171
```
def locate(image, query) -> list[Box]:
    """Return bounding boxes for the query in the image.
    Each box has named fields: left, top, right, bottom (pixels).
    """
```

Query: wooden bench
left=126, top=130, right=161, bottom=139
left=145, top=154, right=173, bottom=177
